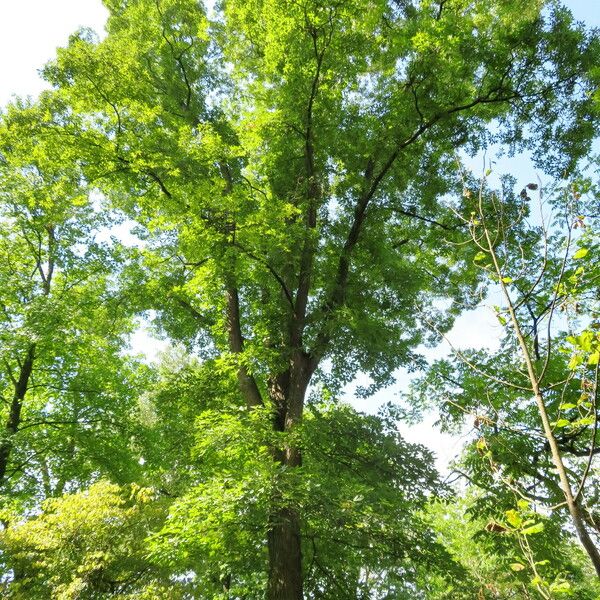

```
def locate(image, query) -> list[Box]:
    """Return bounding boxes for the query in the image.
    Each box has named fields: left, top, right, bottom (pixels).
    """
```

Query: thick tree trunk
left=0, top=345, right=35, bottom=486
left=267, top=506, right=303, bottom=600
left=266, top=355, right=311, bottom=600
left=226, top=286, right=263, bottom=408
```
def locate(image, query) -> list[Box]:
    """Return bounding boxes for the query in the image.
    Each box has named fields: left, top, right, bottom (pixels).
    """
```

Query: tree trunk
left=533, top=391, right=600, bottom=577
left=0, top=345, right=35, bottom=487
left=266, top=354, right=311, bottom=600
left=267, top=506, right=303, bottom=600
left=569, top=499, right=600, bottom=578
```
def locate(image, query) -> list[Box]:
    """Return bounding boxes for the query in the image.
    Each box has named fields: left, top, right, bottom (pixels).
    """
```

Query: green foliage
left=425, top=496, right=600, bottom=599
left=1, top=0, right=600, bottom=595
left=146, top=400, right=464, bottom=598
left=0, top=98, right=147, bottom=513
left=0, top=481, right=182, bottom=599
left=408, top=172, right=600, bottom=581
left=37, top=0, right=599, bottom=392
left=300, top=403, right=465, bottom=598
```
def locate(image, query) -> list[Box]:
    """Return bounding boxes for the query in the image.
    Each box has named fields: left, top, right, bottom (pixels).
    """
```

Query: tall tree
left=40, top=0, right=599, bottom=595
left=0, top=98, right=142, bottom=517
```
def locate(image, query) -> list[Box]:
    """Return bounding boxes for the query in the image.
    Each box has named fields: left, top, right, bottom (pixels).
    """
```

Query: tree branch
left=226, top=285, right=264, bottom=408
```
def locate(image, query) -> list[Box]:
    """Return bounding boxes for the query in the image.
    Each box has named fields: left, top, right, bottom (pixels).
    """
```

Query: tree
left=409, top=173, right=600, bottom=577
left=0, top=480, right=181, bottom=599
left=30, top=0, right=600, bottom=595
left=0, top=98, right=143, bottom=518
left=424, top=494, right=600, bottom=598
left=146, top=394, right=464, bottom=598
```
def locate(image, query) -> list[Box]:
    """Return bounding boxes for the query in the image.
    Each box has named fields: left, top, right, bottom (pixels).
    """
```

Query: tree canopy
left=1, top=0, right=599, bottom=598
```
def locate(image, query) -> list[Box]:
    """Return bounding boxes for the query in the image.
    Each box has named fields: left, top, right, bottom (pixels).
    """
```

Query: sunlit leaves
left=0, top=97, right=145, bottom=506
left=0, top=481, right=181, bottom=599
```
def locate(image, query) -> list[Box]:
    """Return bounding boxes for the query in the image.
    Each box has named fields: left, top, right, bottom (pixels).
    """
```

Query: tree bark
left=0, top=345, right=35, bottom=487
left=226, top=285, right=263, bottom=408
left=266, top=354, right=311, bottom=600
left=267, top=505, right=303, bottom=600
left=532, top=394, right=600, bottom=577
left=569, top=498, right=600, bottom=578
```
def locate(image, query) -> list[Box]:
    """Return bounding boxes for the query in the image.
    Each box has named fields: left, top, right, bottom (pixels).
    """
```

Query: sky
left=0, top=0, right=109, bottom=106
left=0, top=0, right=599, bottom=105
left=0, top=0, right=597, bottom=469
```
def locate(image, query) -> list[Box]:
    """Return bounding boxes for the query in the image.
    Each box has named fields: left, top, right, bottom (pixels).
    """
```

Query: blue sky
left=565, top=0, right=600, bottom=26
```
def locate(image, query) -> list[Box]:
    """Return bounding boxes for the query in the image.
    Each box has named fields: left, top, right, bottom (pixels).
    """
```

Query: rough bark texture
left=226, top=285, right=263, bottom=408
left=265, top=356, right=311, bottom=600
left=267, top=506, right=303, bottom=600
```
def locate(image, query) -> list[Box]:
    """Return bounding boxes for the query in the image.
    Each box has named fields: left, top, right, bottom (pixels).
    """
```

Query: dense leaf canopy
left=0, top=0, right=599, bottom=598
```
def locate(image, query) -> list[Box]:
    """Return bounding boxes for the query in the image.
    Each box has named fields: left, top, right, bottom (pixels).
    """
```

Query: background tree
left=0, top=481, right=182, bottom=599
left=424, top=495, right=600, bottom=598
left=409, top=173, right=600, bottom=578
left=0, top=98, right=144, bottom=519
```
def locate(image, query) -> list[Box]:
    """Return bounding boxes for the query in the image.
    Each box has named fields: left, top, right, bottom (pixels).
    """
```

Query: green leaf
left=549, top=580, right=572, bottom=593
left=588, top=351, right=599, bottom=366
left=521, top=522, right=544, bottom=535
left=573, top=247, right=589, bottom=259
left=577, top=331, right=594, bottom=352
left=505, top=509, right=522, bottom=528
left=510, top=562, right=526, bottom=571
left=568, top=354, right=584, bottom=370
left=554, top=419, right=571, bottom=428
left=501, top=276, right=513, bottom=284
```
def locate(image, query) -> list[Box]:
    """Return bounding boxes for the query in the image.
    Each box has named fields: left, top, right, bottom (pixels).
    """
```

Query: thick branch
left=290, top=22, right=330, bottom=351
left=308, top=83, right=537, bottom=368
left=389, top=206, right=462, bottom=231
left=226, top=285, right=263, bottom=408
left=232, top=242, right=295, bottom=309
left=0, top=345, right=35, bottom=486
